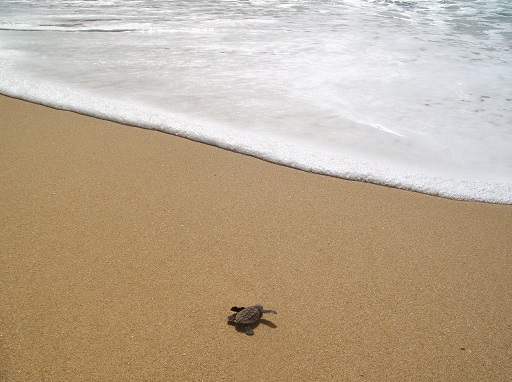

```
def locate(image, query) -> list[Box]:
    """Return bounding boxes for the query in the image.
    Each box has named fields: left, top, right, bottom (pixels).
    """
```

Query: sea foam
left=1, top=0, right=511, bottom=203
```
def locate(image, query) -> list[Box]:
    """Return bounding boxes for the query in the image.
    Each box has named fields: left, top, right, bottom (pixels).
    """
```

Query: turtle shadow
left=259, top=318, right=277, bottom=328
left=227, top=318, right=278, bottom=335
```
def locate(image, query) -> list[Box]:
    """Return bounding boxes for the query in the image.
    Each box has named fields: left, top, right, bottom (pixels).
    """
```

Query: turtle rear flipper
left=231, top=306, right=245, bottom=312
left=245, top=325, right=254, bottom=335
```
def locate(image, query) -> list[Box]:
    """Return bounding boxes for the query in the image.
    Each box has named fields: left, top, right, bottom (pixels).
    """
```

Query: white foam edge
left=1, top=75, right=511, bottom=205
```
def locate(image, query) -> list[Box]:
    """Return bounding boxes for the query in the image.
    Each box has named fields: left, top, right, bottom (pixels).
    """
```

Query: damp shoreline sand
left=1, top=94, right=511, bottom=381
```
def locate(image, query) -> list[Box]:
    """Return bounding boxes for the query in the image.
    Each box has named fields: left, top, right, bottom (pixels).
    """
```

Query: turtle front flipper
left=245, top=325, right=254, bottom=335
left=261, top=309, right=277, bottom=314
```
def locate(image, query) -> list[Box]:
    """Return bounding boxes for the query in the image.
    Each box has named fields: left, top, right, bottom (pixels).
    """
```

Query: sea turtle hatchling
left=227, top=304, right=277, bottom=335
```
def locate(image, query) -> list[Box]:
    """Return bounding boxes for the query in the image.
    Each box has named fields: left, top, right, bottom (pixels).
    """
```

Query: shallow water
left=1, top=0, right=511, bottom=202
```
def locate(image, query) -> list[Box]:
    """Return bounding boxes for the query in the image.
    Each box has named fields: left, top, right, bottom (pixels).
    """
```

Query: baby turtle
left=227, top=304, right=277, bottom=335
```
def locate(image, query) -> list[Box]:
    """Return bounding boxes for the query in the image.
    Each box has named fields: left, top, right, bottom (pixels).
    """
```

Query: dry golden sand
left=1, top=94, right=511, bottom=381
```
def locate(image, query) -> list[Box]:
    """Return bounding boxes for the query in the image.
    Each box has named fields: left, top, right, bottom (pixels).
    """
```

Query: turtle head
left=254, top=304, right=263, bottom=310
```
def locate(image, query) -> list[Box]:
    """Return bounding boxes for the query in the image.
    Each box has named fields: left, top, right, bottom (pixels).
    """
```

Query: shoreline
left=1, top=90, right=509, bottom=205
left=1, top=94, right=511, bottom=381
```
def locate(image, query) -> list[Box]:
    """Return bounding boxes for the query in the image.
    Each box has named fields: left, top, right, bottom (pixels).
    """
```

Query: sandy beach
left=1, top=94, right=511, bottom=381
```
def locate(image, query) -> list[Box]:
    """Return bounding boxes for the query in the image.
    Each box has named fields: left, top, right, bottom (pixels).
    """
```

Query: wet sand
left=1, top=94, right=511, bottom=381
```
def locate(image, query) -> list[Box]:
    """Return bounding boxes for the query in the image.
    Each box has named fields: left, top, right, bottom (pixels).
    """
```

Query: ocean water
left=1, top=0, right=511, bottom=203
